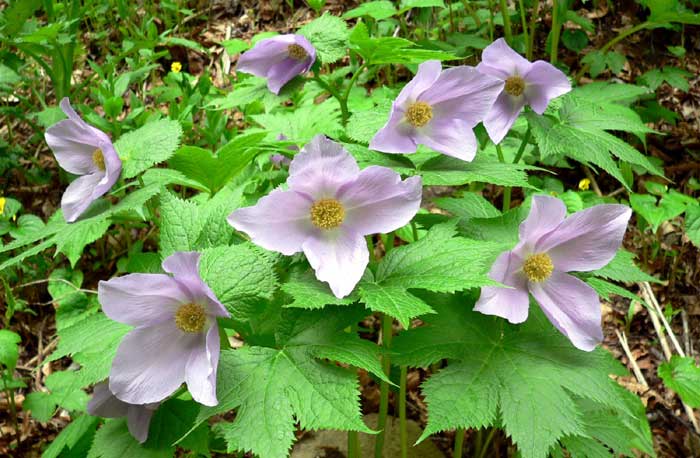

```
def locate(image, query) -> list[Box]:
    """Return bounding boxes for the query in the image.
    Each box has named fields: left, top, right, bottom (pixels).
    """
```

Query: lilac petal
left=287, top=135, right=360, bottom=198
left=99, top=142, right=122, bottom=193
left=45, top=121, right=101, bottom=175
left=523, top=61, right=571, bottom=114
left=413, top=118, right=478, bottom=161
left=395, top=60, right=442, bottom=106
left=109, top=321, right=196, bottom=404
left=420, top=66, right=504, bottom=125
left=162, top=251, right=229, bottom=318
left=227, top=188, right=314, bottom=256
left=474, top=251, right=530, bottom=323
left=61, top=172, right=105, bottom=223
left=266, top=58, right=310, bottom=94
left=338, top=168, right=422, bottom=235
left=302, top=229, right=369, bottom=298
left=369, top=107, right=417, bottom=154
left=529, top=271, right=603, bottom=351
left=237, top=36, right=295, bottom=78
left=518, top=195, right=567, bottom=248
left=126, top=405, right=155, bottom=444
left=477, top=38, right=532, bottom=80
left=185, top=326, right=219, bottom=406
left=483, top=90, right=527, bottom=144
left=98, top=274, right=187, bottom=327
left=87, top=382, right=129, bottom=418
left=536, top=205, right=631, bottom=272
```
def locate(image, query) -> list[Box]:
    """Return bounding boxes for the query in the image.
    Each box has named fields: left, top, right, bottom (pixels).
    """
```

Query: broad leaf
left=115, top=119, right=183, bottom=179
left=658, top=355, right=700, bottom=407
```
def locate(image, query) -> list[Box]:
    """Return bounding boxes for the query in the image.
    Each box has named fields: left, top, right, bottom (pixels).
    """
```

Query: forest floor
left=1, top=0, right=699, bottom=457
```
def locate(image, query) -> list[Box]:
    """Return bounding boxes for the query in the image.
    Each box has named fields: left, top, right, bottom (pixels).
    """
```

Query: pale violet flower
left=474, top=195, right=631, bottom=351
left=477, top=38, right=571, bottom=144
left=87, top=382, right=158, bottom=444
left=228, top=135, right=422, bottom=298
left=44, top=98, right=122, bottom=223
left=370, top=60, right=503, bottom=161
left=237, top=34, right=316, bottom=94
left=98, top=252, right=230, bottom=406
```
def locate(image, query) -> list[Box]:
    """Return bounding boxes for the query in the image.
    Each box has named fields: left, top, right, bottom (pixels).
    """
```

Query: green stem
left=342, top=62, right=367, bottom=104
left=399, top=365, right=408, bottom=458
left=374, top=314, right=394, bottom=458
left=486, top=0, right=495, bottom=41
left=476, top=428, right=496, bottom=458
left=512, top=127, right=531, bottom=165
left=517, top=0, right=529, bottom=48
left=348, top=431, right=360, bottom=458
left=550, top=0, right=561, bottom=64
left=313, top=74, right=349, bottom=126
left=527, top=0, right=541, bottom=60
left=460, top=0, right=481, bottom=28
left=410, top=221, right=419, bottom=242
left=495, top=144, right=511, bottom=212
left=384, top=232, right=395, bottom=255
left=499, top=0, right=512, bottom=44
left=453, top=428, right=465, bottom=458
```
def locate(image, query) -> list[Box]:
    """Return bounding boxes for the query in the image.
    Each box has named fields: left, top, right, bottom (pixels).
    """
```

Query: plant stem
left=453, top=428, right=465, bottom=458
left=499, top=0, right=512, bottom=44
left=495, top=144, right=511, bottom=211
left=476, top=428, right=496, bottom=458
left=527, top=0, right=541, bottom=60
left=517, top=0, right=529, bottom=48
left=384, top=232, right=395, bottom=255
left=342, top=62, right=367, bottom=108
left=550, top=0, right=561, bottom=64
left=374, top=314, right=394, bottom=458
left=461, top=0, right=481, bottom=28
left=348, top=431, right=360, bottom=458
left=513, top=127, right=531, bottom=165
left=312, top=74, right=349, bottom=126
left=486, top=0, right=495, bottom=41
left=399, top=365, right=408, bottom=458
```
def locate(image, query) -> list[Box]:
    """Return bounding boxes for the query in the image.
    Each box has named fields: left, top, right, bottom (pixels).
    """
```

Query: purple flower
left=228, top=135, right=422, bottom=298
left=270, top=133, right=297, bottom=167
left=474, top=195, right=631, bottom=351
left=237, top=34, right=316, bottom=95
left=44, top=98, right=122, bottom=223
left=87, top=382, right=158, bottom=443
left=476, top=38, right=571, bottom=144
left=98, top=252, right=230, bottom=406
left=369, top=60, right=503, bottom=161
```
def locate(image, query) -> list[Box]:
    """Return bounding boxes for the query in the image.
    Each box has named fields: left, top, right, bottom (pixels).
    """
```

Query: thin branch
left=615, top=329, right=648, bottom=387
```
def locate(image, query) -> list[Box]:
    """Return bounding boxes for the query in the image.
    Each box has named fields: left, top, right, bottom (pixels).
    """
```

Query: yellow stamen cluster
left=405, top=101, right=433, bottom=128
left=171, top=61, right=182, bottom=73
left=92, top=148, right=106, bottom=171
left=504, top=75, right=526, bottom=96
left=287, top=44, right=308, bottom=61
left=578, top=178, right=591, bottom=191
left=523, top=253, right=554, bottom=282
left=310, top=199, right=345, bottom=230
left=174, top=303, right=207, bottom=333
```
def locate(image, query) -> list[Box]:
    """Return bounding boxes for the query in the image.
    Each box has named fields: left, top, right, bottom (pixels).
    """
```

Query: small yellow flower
left=171, top=61, right=182, bottom=73
left=578, top=178, right=591, bottom=191
left=0, top=197, right=5, bottom=215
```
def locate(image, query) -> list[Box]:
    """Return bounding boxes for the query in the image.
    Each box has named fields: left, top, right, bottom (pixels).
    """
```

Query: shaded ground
left=1, top=1, right=699, bottom=457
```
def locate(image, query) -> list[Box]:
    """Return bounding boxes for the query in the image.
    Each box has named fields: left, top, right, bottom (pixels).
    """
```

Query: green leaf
left=24, top=391, right=57, bottom=423
left=392, top=293, right=652, bottom=458
left=198, top=243, right=278, bottom=315
left=658, top=355, right=700, bottom=407
left=158, top=191, right=203, bottom=257
left=433, top=193, right=500, bottom=219
left=640, top=0, right=700, bottom=25
left=298, top=13, right=349, bottom=64
left=343, top=1, right=397, bottom=20
left=359, top=223, right=506, bottom=327
left=346, top=99, right=393, bottom=144
left=630, top=192, right=688, bottom=232
left=145, top=398, right=203, bottom=451
left=196, top=308, right=376, bottom=458
left=252, top=100, right=342, bottom=144
left=0, top=329, right=21, bottom=370
left=415, top=154, right=536, bottom=188
left=282, top=271, right=357, bottom=309
left=54, top=214, right=111, bottom=267
left=115, top=119, right=183, bottom=179
left=42, top=415, right=99, bottom=458
left=88, top=419, right=171, bottom=458
left=684, top=204, right=700, bottom=248
left=590, top=249, right=659, bottom=283
left=399, top=0, right=445, bottom=12
left=638, top=66, right=692, bottom=91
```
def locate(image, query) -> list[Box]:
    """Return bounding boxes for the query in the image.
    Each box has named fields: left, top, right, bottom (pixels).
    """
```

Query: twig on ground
left=616, top=329, right=648, bottom=387
left=583, top=166, right=603, bottom=197
left=682, top=310, right=693, bottom=356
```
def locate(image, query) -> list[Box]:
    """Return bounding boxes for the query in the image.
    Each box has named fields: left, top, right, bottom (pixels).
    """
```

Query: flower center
left=174, top=303, right=207, bottom=333
left=405, top=101, right=433, bottom=128
left=523, top=253, right=554, bottom=282
left=310, top=199, right=345, bottom=230
left=92, top=148, right=106, bottom=171
left=504, top=76, right=526, bottom=96
left=287, top=44, right=308, bottom=61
